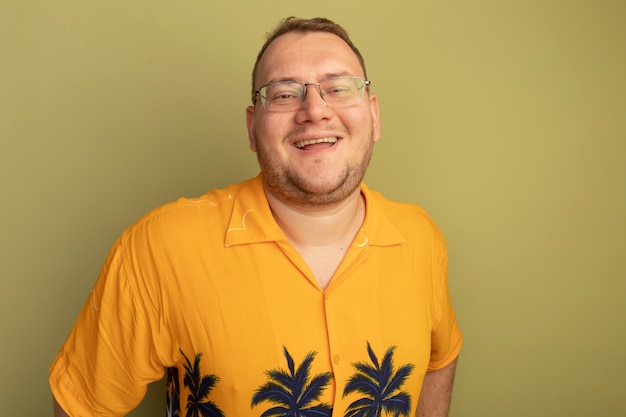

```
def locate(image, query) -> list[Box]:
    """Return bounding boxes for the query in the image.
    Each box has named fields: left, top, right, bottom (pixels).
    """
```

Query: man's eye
left=272, top=92, right=298, bottom=100
left=325, top=85, right=352, bottom=95
left=266, top=87, right=301, bottom=103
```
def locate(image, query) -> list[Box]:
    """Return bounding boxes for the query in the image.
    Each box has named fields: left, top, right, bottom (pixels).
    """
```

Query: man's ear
left=369, top=94, right=381, bottom=143
left=245, top=105, right=258, bottom=152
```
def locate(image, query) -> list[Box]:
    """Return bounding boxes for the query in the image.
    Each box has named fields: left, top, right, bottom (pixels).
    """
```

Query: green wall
left=2, top=1, right=625, bottom=416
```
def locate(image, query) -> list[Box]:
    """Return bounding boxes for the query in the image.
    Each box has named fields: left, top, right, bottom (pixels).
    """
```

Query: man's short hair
left=251, top=17, right=367, bottom=101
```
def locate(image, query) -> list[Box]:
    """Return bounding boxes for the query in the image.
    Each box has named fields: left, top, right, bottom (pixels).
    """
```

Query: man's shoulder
left=148, top=182, right=241, bottom=218
left=364, top=185, right=442, bottom=239
left=125, top=177, right=262, bottom=237
left=365, top=186, right=431, bottom=220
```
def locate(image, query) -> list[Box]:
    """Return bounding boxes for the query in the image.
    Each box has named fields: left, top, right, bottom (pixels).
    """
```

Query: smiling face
left=246, top=31, right=381, bottom=208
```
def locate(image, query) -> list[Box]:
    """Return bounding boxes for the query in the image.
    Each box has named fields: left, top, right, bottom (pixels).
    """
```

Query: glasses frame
left=253, top=76, right=371, bottom=110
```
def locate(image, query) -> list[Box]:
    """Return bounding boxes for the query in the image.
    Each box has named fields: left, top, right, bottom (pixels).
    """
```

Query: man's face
left=246, top=31, right=381, bottom=208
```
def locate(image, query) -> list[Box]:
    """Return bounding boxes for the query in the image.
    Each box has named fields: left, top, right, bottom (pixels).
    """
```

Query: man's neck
left=265, top=186, right=366, bottom=248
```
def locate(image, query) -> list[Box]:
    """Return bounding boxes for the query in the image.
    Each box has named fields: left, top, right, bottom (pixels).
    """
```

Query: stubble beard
left=256, top=130, right=375, bottom=208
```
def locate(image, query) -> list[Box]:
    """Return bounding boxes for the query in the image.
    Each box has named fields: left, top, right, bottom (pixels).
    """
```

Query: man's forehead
left=257, top=32, right=363, bottom=82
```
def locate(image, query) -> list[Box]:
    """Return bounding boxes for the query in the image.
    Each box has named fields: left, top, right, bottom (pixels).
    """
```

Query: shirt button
left=333, top=354, right=341, bottom=365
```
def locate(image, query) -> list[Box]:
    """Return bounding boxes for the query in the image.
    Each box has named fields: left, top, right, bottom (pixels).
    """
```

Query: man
left=51, top=17, right=462, bottom=417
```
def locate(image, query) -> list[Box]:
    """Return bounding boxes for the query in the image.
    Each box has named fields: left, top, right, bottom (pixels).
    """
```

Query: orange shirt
left=50, top=174, right=462, bottom=416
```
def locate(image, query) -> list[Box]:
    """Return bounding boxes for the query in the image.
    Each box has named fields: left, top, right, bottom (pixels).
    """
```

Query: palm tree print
left=251, top=346, right=333, bottom=417
left=180, top=349, right=225, bottom=417
left=343, top=342, right=415, bottom=417
left=166, top=366, right=181, bottom=417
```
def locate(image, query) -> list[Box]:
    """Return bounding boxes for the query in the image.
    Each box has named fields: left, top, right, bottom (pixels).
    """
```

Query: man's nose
left=298, top=84, right=332, bottom=121
left=303, top=83, right=324, bottom=101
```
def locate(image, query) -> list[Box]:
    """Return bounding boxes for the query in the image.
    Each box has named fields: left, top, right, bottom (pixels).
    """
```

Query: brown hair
left=250, top=17, right=367, bottom=102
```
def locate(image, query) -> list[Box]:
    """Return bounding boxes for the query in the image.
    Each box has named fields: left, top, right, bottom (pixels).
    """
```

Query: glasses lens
left=321, top=77, right=364, bottom=97
left=261, top=82, right=304, bottom=110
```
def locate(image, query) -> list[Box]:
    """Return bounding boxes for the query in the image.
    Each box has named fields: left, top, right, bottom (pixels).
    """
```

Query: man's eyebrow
left=257, top=77, right=298, bottom=87
left=262, top=71, right=357, bottom=86
left=321, top=71, right=354, bottom=79
left=268, top=77, right=300, bottom=84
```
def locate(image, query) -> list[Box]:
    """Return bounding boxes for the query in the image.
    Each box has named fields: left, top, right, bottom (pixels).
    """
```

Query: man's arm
left=53, top=395, right=70, bottom=417
left=416, top=358, right=458, bottom=417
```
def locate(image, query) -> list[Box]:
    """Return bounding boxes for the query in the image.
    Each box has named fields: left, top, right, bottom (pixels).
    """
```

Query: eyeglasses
left=254, top=76, right=371, bottom=112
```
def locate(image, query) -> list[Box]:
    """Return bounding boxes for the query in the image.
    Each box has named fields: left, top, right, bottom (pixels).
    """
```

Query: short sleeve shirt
left=49, top=174, right=462, bottom=416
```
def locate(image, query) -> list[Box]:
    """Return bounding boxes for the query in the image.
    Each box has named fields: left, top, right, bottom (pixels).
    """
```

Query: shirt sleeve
left=49, top=235, right=165, bottom=417
left=428, top=227, right=463, bottom=371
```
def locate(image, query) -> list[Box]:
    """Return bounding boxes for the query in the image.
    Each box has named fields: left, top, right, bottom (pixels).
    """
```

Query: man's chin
left=283, top=178, right=361, bottom=207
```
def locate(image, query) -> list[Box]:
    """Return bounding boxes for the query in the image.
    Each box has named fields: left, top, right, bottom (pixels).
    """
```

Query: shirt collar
left=224, top=174, right=404, bottom=247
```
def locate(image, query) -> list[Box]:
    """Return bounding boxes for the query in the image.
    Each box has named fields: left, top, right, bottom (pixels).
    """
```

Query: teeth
left=294, top=137, right=338, bottom=149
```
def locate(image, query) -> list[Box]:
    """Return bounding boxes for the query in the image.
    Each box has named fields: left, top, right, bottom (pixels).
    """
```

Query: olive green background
left=1, top=1, right=625, bottom=416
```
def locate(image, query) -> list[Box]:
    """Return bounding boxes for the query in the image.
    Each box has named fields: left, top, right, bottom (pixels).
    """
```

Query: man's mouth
left=294, top=137, right=338, bottom=150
